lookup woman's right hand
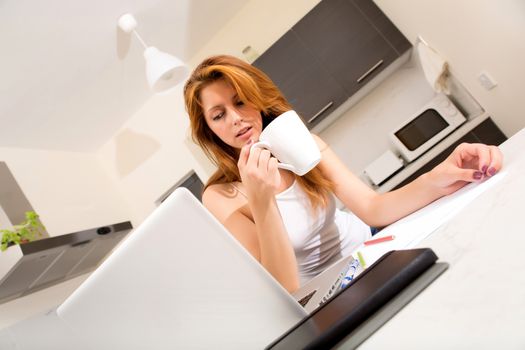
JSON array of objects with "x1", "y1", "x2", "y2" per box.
[
  {"x1": 237, "y1": 142, "x2": 300, "y2": 292},
  {"x1": 238, "y1": 141, "x2": 281, "y2": 202}
]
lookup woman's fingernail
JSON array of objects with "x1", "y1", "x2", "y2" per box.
[
  {"x1": 481, "y1": 165, "x2": 488, "y2": 173},
  {"x1": 488, "y1": 167, "x2": 496, "y2": 176},
  {"x1": 473, "y1": 171, "x2": 483, "y2": 180}
]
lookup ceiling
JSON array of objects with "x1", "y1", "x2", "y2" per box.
[{"x1": 0, "y1": 0, "x2": 249, "y2": 152}]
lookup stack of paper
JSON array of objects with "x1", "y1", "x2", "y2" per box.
[{"x1": 354, "y1": 171, "x2": 507, "y2": 266}]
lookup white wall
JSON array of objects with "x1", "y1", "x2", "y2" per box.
[
  {"x1": 0, "y1": 147, "x2": 131, "y2": 236},
  {"x1": 96, "y1": 85, "x2": 213, "y2": 225},
  {"x1": 375, "y1": 0, "x2": 525, "y2": 137}
]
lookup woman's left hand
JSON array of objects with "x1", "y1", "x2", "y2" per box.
[{"x1": 428, "y1": 143, "x2": 503, "y2": 195}]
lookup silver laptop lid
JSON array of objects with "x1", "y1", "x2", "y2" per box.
[{"x1": 57, "y1": 188, "x2": 306, "y2": 349}]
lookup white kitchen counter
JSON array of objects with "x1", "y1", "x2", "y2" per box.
[{"x1": 348, "y1": 127, "x2": 525, "y2": 349}]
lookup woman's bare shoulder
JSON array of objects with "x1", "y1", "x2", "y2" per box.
[{"x1": 202, "y1": 183, "x2": 247, "y2": 221}]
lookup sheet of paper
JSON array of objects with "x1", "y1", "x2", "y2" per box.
[{"x1": 354, "y1": 170, "x2": 508, "y2": 266}]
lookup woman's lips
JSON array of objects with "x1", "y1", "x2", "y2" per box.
[{"x1": 236, "y1": 126, "x2": 252, "y2": 139}]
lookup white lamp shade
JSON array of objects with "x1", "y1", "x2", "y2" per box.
[{"x1": 143, "y1": 47, "x2": 188, "y2": 94}]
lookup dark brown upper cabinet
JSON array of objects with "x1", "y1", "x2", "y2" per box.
[
  {"x1": 253, "y1": 30, "x2": 349, "y2": 128},
  {"x1": 253, "y1": 0, "x2": 411, "y2": 129}
]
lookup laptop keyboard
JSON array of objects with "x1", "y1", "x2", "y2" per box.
[{"x1": 318, "y1": 269, "x2": 347, "y2": 307}]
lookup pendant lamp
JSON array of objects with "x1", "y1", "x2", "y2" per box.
[{"x1": 118, "y1": 13, "x2": 188, "y2": 94}]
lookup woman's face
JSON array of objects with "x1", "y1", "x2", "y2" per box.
[{"x1": 200, "y1": 80, "x2": 262, "y2": 149}]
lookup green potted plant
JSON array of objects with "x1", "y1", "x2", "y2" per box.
[{"x1": 1, "y1": 211, "x2": 46, "y2": 251}]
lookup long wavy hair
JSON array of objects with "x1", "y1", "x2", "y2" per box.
[{"x1": 183, "y1": 55, "x2": 334, "y2": 210}]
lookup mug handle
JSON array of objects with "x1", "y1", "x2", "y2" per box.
[{"x1": 250, "y1": 141, "x2": 297, "y2": 173}]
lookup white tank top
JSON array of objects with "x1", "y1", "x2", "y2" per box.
[{"x1": 275, "y1": 181, "x2": 371, "y2": 285}]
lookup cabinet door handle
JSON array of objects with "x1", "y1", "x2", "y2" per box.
[
  {"x1": 307, "y1": 101, "x2": 334, "y2": 124},
  {"x1": 356, "y1": 59, "x2": 384, "y2": 83}
]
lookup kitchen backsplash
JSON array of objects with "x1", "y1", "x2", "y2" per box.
[
  {"x1": 319, "y1": 56, "x2": 434, "y2": 175},
  {"x1": 318, "y1": 52, "x2": 483, "y2": 181}
]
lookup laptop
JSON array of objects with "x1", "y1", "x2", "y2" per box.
[
  {"x1": 55, "y1": 187, "x2": 310, "y2": 349},
  {"x1": 2, "y1": 187, "x2": 351, "y2": 349}
]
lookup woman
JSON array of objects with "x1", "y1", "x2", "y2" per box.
[{"x1": 183, "y1": 55, "x2": 503, "y2": 293}]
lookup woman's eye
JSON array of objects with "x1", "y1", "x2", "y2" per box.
[
  {"x1": 235, "y1": 100, "x2": 244, "y2": 106},
  {"x1": 212, "y1": 112, "x2": 224, "y2": 121}
]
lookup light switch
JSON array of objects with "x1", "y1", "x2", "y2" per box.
[{"x1": 478, "y1": 71, "x2": 498, "y2": 90}]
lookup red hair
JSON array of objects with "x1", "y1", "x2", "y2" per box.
[{"x1": 183, "y1": 55, "x2": 334, "y2": 210}]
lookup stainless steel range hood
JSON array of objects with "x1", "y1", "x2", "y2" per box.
[{"x1": 0, "y1": 221, "x2": 133, "y2": 304}]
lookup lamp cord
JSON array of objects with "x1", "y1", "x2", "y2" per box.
[{"x1": 132, "y1": 30, "x2": 148, "y2": 49}]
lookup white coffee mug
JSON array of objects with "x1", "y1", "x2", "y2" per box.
[{"x1": 250, "y1": 110, "x2": 321, "y2": 176}]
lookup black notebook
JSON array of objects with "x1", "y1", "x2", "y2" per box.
[{"x1": 266, "y1": 248, "x2": 447, "y2": 350}]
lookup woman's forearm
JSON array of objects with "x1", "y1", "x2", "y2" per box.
[
  {"x1": 249, "y1": 196, "x2": 300, "y2": 293},
  {"x1": 365, "y1": 172, "x2": 446, "y2": 227}
]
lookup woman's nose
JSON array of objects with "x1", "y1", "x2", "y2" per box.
[{"x1": 231, "y1": 111, "x2": 242, "y2": 125}]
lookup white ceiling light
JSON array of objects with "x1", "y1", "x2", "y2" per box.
[{"x1": 118, "y1": 13, "x2": 188, "y2": 94}]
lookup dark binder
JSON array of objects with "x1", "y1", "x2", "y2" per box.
[{"x1": 266, "y1": 248, "x2": 448, "y2": 350}]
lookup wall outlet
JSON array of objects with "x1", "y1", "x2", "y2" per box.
[{"x1": 478, "y1": 71, "x2": 498, "y2": 90}]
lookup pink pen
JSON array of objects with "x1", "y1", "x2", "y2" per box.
[{"x1": 364, "y1": 235, "x2": 395, "y2": 246}]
